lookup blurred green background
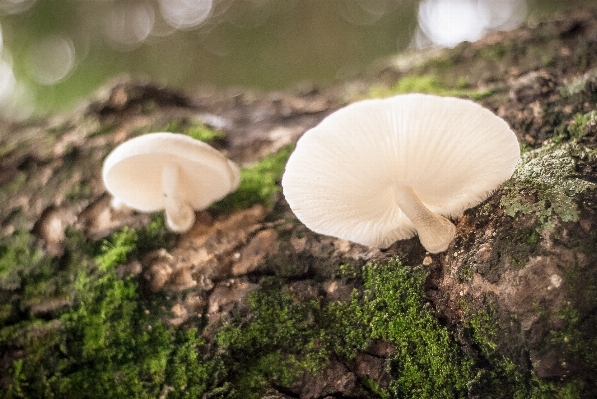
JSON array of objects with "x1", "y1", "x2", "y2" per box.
[{"x1": 0, "y1": 0, "x2": 593, "y2": 118}]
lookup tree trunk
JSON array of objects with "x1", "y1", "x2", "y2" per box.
[{"x1": 1, "y1": 8, "x2": 596, "y2": 399}]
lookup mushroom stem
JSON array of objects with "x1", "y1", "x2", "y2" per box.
[
  {"x1": 162, "y1": 161, "x2": 195, "y2": 233},
  {"x1": 394, "y1": 185, "x2": 455, "y2": 253}
]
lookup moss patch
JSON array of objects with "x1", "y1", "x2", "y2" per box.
[
  {"x1": 369, "y1": 74, "x2": 493, "y2": 100},
  {"x1": 555, "y1": 111, "x2": 597, "y2": 143},
  {"x1": 0, "y1": 232, "x2": 46, "y2": 293},
  {"x1": 212, "y1": 145, "x2": 294, "y2": 212},
  {"x1": 130, "y1": 118, "x2": 227, "y2": 144},
  {"x1": 0, "y1": 220, "x2": 224, "y2": 399},
  {"x1": 463, "y1": 308, "x2": 587, "y2": 399},
  {"x1": 23, "y1": 256, "x2": 467, "y2": 398},
  {"x1": 0, "y1": 171, "x2": 27, "y2": 196},
  {"x1": 478, "y1": 42, "x2": 510, "y2": 61},
  {"x1": 549, "y1": 292, "x2": 597, "y2": 371},
  {"x1": 184, "y1": 124, "x2": 225, "y2": 142},
  {"x1": 560, "y1": 68, "x2": 597, "y2": 98},
  {"x1": 217, "y1": 259, "x2": 472, "y2": 398},
  {"x1": 350, "y1": 261, "x2": 472, "y2": 398},
  {"x1": 162, "y1": 119, "x2": 226, "y2": 143},
  {"x1": 2, "y1": 163, "x2": 592, "y2": 399}
]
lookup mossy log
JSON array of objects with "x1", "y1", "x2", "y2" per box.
[{"x1": 1, "y1": 8, "x2": 597, "y2": 399}]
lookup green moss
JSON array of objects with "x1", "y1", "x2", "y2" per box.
[
  {"x1": 95, "y1": 215, "x2": 170, "y2": 272},
  {"x1": 549, "y1": 302, "x2": 597, "y2": 370},
  {"x1": 362, "y1": 376, "x2": 391, "y2": 399},
  {"x1": 468, "y1": 310, "x2": 499, "y2": 355},
  {"x1": 88, "y1": 124, "x2": 115, "y2": 138},
  {"x1": 68, "y1": 287, "x2": 215, "y2": 396},
  {"x1": 217, "y1": 259, "x2": 473, "y2": 398},
  {"x1": 369, "y1": 74, "x2": 493, "y2": 100},
  {"x1": 527, "y1": 229, "x2": 540, "y2": 245},
  {"x1": 65, "y1": 181, "x2": 92, "y2": 202},
  {"x1": 1, "y1": 222, "x2": 225, "y2": 399},
  {"x1": 560, "y1": 68, "x2": 597, "y2": 98},
  {"x1": 530, "y1": 380, "x2": 585, "y2": 399},
  {"x1": 163, "y1": 119, "x2": 225, "y2": 143},
  {"x1": 95, "y1": 226, "x2": 138, "y2": 271},
  {"x1": 212, "y1": 145, "x2": 294, "y2": 212},
  {"x1": 566, "y1": 111, "x2": 597, "y2": 141},
  {"x1": 0, "y1": 229, "x2": 99, "y2": 333},
  {"x1": 541, "y1": 54, "x2": 555, "y2": 67},
  {"x1": 0, "y1": 303, "x2": 12, "y2": 325},
  {"x1": 0, "y1": 171, "x2": 27, "y2": 195},
  {"x1": 34, "y1": 254, "x2": 566, "y2": 398},
  {"x1": 337, "y1": 262, "x2": 360, "y2": 279},
  {"x1": 0, "y1": 139, "x2": 18, "y2": 158},
  {"x1": 130, "y1": 119, "x2": 226, "y2": 145},
  {"x1": 479, "y1": 43, "x2": 509, "y2": 61},
  {"x1": 424, "y1": 54, "x2": 453, "y2": 70},
  {"x1": 520, "y1": 142, "x2": 534, "y2": 155},
  {"x1": 4, "y1": 228, "x2": 589, "y2": 398},
  {"x1": 456, "y1": 261, "x2": 475, "y2": 281},
  {"x1": 498, "y1": 226, "x2": 541, "y2": 270},
  {"x1": 184, "y1": 123, "x2": 225, "y2": 142},
  {"x1": 500, "y1": 142, "x2": 595, "y2": 232},
  {"x1": 51, "y1": 275, "x2": 221, "y2": 398},
  {"x1": 0, "y1": 230, "x2": 87, "y2": 308},
  {"x1": 358, "y1": 261, "x2": 472, "y2": 398},
  {"x1": 382, "y1": 74, "x2": 445, "y2": 94},
  {"x1": 216, "y1": 284, "x2": 325, "y2": 398},
  {"x1": 464, "y1": 308, "x2": 587, "y2": 398},
  {"x1": 0, "y1": 232, "x2": 46, "y2": 292}
]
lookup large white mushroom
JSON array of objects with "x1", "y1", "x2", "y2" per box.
[
  {"x1": 282, "y1": 94, "x2": 520, "y2": 253},
  {"x1": 102, "y1": 132, "x2": 240, "y2": 233}
]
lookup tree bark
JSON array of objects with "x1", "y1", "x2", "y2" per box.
[{"x1": 1, "y1": 8, "x2": 597, "y2": 399}]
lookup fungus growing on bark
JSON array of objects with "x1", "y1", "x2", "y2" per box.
[
  {"x1": 282, "y1": 94, "x2": 519, "y2": 253},
  {"x1": 102, "y1": 132, "x2": 240, "y2": 233}
]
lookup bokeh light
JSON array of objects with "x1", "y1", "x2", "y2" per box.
[
  {"x1": 0, "y1": 0, "x2": 588, "y2": 119},
  {"x1": 0, "y1": 56, "x2": 16, "y2": 104},
  {"x1": 0, "y1": 23, "x2": 33, "y2": 119},
  {"x1": 336, "y1": 0, "x2": 395, "y2": 26},
  {"x1": 415, "y1": 0, "x2": 527, "y2": 48},
  {"x1": 0, "y1": 0, "x2": 35, "y2": 15},
  {"x1": 479, "y1": 0, "x2": 527, "y2": 31},
  {"x1": 158, "y1": 0, "x2": 213, "y2": 30},
  {"x1": 26, "y1": 35, "x2": 75, "y2": 85},
  {"x1": 105, "y1": 1, "x2": 155, "y2": 49}
]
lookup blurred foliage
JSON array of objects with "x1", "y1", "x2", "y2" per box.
[
  {"x1": 0, "y1": 0, "x2": 593, "y2": 117},
  {"x1": 369, "y1": 74, "x2": 493, "y2": 100}
]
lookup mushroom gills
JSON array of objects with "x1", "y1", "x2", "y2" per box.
[
  {"x1": 393, "y1": 185, "x2": 455, "y2": 253},
  {"x1": 162, "y1": 161, "x2": 195, "y2": 233}
]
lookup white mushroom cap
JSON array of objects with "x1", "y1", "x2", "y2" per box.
[
  {"x1": 103, "y1": 132, "x2": 240, "y2": 233},
  {"x1": 282, "y1": 94, "x2": 520, "y2": 253}
]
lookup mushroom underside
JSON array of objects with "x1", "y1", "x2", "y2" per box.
[
  {"x1": 162, "y1": 161, "x2": 196, "y2": 233},
  {"x1": 281, "y1": 94, "x2": 519, "y2": 253},
  {"x1": 392, "y1": 185, "x2": 455, "y2": 253}
]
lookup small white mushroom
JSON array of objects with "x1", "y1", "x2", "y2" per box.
[
  {"x1": 282, "y1": 94, "x2": 520, "y2": 253},
  {"x1": 102, "y1": 132, "x2": 240, "y2": 233}
]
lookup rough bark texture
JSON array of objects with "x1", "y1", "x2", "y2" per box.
[{"x1": 1, "y1": 8, "x2": 597, "y2": 399}]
